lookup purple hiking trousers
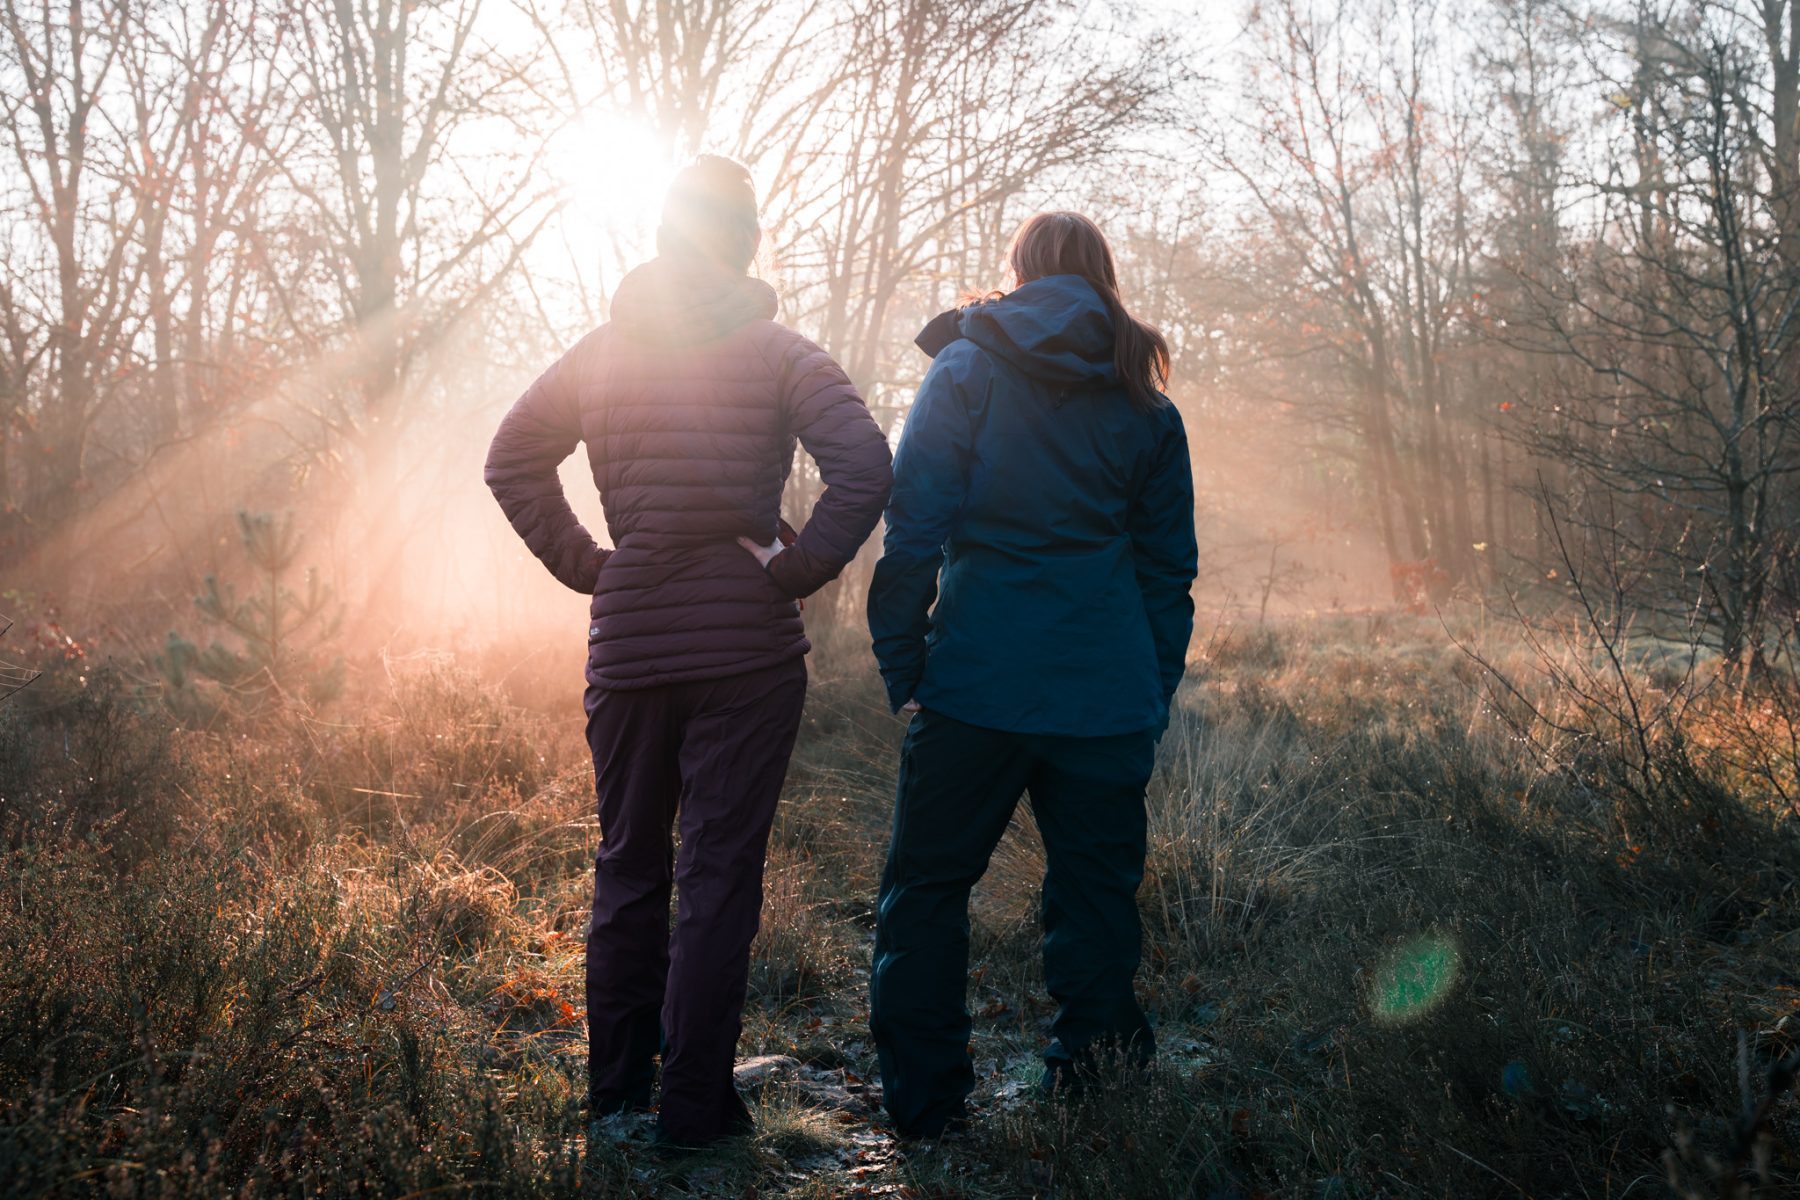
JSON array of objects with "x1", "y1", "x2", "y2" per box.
[{"x1": 583, "y1": 656, "x2": 807, "y2": 1144}]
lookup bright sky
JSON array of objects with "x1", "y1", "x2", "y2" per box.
[{"x1": 482, "y1": 0, "x2": 1242, "y2": 306}]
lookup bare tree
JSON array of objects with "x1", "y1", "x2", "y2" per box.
[
  {"x1": 272, "y1": 0, "x2": 553, "y2": 435},
  {"x1": 1206, "y1": 0, "x2": 1440, "y2": 591},
  {"x1": 542, "y1": 0, "x2": 841, "y2": 159},
  {"x1": 1472, "y1": 0, "x2": 1583, "y2": 571},
  {"x1": 1511, "y1": 2, "x2": 1800, "y2": 681},
  {"x1": 0, "y1": 0, "x2": 144, "y2": 533},
  {"x1": 129, "y1": 2, "x2": 294, "y2": 444},
  {"x1": 777, "y1": 0, "x2": 1172, "y2": 413}
]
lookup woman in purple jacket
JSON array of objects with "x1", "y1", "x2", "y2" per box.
[{"x1": 485, "y1": 156, "x2": 892, "y2": 1147}]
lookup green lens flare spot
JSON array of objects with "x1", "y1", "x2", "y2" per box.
[{"x1": 1368, "y1": 934, "x2": 1461, "y2": 1024}]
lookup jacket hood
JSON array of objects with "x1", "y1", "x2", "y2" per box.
[
  {"x1": 942, "y1": 275, "x2": 1118, "y2": 390},
  {"x1": 610, "y1": 256, "x2": 778, "y2": 346}
]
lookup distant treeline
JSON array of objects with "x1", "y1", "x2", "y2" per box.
[{"x1": 4, "y1": 0, "x2": 1800, "y2": 675}]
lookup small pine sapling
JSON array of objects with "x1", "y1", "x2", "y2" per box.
[{"x1": 159, "y1": 511, "x2": 344, "y2": 722}]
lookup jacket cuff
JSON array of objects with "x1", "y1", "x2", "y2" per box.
[
  {"x1": 764, "y1": 546, "x2": 815, "y2": 599},
  {"x1": 882, "y1": 675, "x2": 919, "y2": 714},
  {"x1": 570, "y1": 545, "x2": 608, "y2": 594}
]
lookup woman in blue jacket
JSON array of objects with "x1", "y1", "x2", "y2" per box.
[{"x1": 867, "y1": 211, "x2": 1198, "y2": 1139}]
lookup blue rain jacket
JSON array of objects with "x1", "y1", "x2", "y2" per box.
[{"x1": 867, "y1": 274, "x2": 1197, "y2": 736}]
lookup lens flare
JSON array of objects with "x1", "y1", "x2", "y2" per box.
[
  {"x1": 541, "y1": 110, "x2": 680, "y2": 276},
  {"x1": 1368, "y1": 934, "x2": 1460, "y2": 1024}
]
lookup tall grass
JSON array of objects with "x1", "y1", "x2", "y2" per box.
[{"x1": 0, "y1": 616, "x2": 1794, "y2": 1197}]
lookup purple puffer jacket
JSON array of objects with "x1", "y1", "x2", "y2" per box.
[{"x1": 485, "y1": 257, "x2": 893, "y2": 690}]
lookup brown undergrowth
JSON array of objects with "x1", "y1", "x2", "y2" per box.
[{"x1": 0, "y1": 616, "x2": 1795, "y2": 1197}]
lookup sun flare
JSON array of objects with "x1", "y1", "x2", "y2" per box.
[{"x1": 544, "y1": 110, "x2": 679, "y2": 265}]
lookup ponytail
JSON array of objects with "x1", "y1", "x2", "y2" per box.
[
  {"x1": 1006, "y1": 211, "x2": 1171, "y2": 413},
  {"x1": 1099, "y1": 280, "x2": 1170, "y2": 413}
]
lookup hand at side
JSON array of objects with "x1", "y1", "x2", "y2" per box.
[{"x1": 736, "y1": 535, "x2": 782, "y2": 568}]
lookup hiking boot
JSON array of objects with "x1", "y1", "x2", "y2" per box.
[{"x1": 652, "y1": 1089, "x2": 756, "y2": 1151}]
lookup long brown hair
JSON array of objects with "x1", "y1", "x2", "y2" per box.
[{"x1": 1006, "y1": 211, "x2": 1170, "y2": 412}]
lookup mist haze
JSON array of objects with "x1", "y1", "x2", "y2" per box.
[{"x1": 3, "y1": 2, "x2": 1798, "y2": 1196}]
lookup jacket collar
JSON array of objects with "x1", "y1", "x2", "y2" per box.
[
  {"x1": 916, "y1": 275, "x2": 1118, "y2": 391},
  {"x1": 610, "y1": 256, "x2": 778, "y2": 345}
]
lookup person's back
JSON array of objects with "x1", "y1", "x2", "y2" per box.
[
  {"x1": 487, "y1": 205, "x2": 889, "y2": 690},
  {"x1": 485, "y1": 156, "x2": 891, "y2": 1148},
  {"x1": 873, "y1": 275, "x2": 1189, "y2": 734}
]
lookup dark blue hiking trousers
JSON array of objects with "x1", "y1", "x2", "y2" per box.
[
  {"x1": 870, "y1": 708, "x2": 1156, "y2": 1137},
  {"x1": 583, "y1": 657, "x2": 808, "y2": 1145}
]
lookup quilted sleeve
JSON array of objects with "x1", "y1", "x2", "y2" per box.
[
  {"x1": 483, "y1": 335, "x2": 607, "y2": 595},
  {"x1": 764, "y1": 334, "x2": 894, "y2": 599}
]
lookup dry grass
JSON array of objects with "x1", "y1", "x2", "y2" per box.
[{"x1": 0, "y1": 615, "x2": 1795, "y2": 1197}]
